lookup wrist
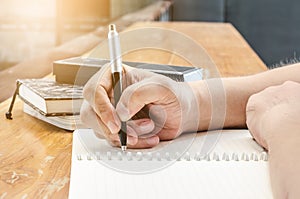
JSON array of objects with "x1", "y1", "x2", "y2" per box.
[{"x1": 188, "y1": 81, "x2": 212, "y2": 131}]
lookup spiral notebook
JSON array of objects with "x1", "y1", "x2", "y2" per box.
[{"x1": 69, "y1": 129, "x2": 273, "y2": 199}]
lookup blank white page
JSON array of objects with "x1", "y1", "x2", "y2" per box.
[{"x1": 69, "y1": 129, "x2": 273, "y2": 199}]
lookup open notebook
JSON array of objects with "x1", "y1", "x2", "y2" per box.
[{"x1": 69, "y1": 129, "x2": 273, "y2": 199}]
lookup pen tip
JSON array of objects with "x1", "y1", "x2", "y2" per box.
[
  {"x1": 121, "y1": 146, "x2": 127, "y2": 151},
  {"x1": 109, "y1": 24, "x2": 116, "y2": 31}
]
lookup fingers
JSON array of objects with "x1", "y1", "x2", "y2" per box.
[
  {"x1": 80, "y1": 100, "x2": 117, "y2": 140},
  {"x1": 94, "y1": 85, "x2": 121, "y2": 134},
  {"x1": 127, "y1": 118, "x2": 155, "y2": 136},
  {"x1": 246, "y1": 94, "x2": 268, "y2": 149},
  {"x1": 116, "y1": 119, "x2": 156, "y2": 147},
  {"x1": 111, "y1": 135, "x2": 160, "y2": 149},
  {"x1": 83, "y1": 64, "x2": 112, "y2": 107},
  {"x1": 246, "y1": 81, "x2": 300, "y2": 149},
  {"x1": 82, "y1": 66, "x2": 165, "y2": 149},
  {"x1": 116, "y1": 77, "x2": 172, "y2": 121},
  {"x1": 82, "y1": 65, "x2": 121, "y2": 134},
  {"x1": 246, "y1": 85, "x2": 283, "y2": 149},
  {"x1": 130, "y1": 136, "x2": 160, "y2": 149},
  {"x1": 83, "y1": 65, "x2": 156, "y2": 134},
  {"x1": 81, "y1": 101, "x2": 158, "y2": 148}
]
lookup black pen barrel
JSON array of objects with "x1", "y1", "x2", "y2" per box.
[{"x1": 112, "y1": 72, "x2": 127, "y2": 149}]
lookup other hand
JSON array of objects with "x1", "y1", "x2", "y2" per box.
[{"x1": 246, "y1": 81, "x2": 300, "y2": 149}]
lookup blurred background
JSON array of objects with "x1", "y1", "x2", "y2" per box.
[
  {"x1": 0, "y1": 0, "x2": 156, "y2": 71},
  {"x1": 0, "y1": 0, "x2": 55, "y2": 70},
  {"x1": 1, "y1": 0, "x2": 300, "y2": 71}
]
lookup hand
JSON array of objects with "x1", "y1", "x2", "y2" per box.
[
  {"x1": 81, "y1": 64, "x2": 199, "y2": 149},
  {"x1": 246, "y1": 81, "x2": 300, "y2": 149}
]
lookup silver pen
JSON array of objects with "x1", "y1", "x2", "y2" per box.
[{"x1": 108, "y1": 24, "x2": 127, "y2": 151}]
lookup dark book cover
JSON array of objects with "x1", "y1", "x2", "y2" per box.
[{"x1": 53, "y1": 57, "x2": 203, "y2": 85}]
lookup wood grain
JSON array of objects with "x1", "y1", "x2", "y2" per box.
[
  {"x1": 0, "y1": 99, "x2": 72, "y2": 198},
  {"x1": 123, "y1": 22, "x2": 267, "y2": 76},
  {"x1": 0, "y1": 22, "x2": 267, "y2": 198}
]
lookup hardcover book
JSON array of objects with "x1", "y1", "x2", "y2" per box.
[
  {"x1": 53, "y1": 57, "x2": 203, "y2": 85},
  {"x1": 17, "y1": 79, "x2": 83, "y2": 116}
]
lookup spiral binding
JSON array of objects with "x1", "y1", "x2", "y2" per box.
[{"x1": 76, "y1": 151, "x2": 268, "y2": 162}]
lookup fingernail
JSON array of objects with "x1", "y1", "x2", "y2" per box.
[
  {"x1": 140, "y1": 119, "x2": 151, "y2": 126},
  {"x1": 127, "y1": 136, "x2": 137, "y2": 145},
  {"x1": 137, "y1": 119, "x2": 154, "y2": 133},
  {"x1": 126, "y1": 125, "x2": 137, "y2": 137},
  {"x1": 146, "y1": 136, "x2": 159, "y2": 146},
  {"x1": 116, "y1": 102, "x2": 130, "y2": 121},
  {"x1": 107, "y1": 121, "x2": 119, "y2": 134}
]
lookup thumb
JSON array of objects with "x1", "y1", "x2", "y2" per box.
[{"x1": 116, "y1": 76, "x2": 173, "y2": 121}]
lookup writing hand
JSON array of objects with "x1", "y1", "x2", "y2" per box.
[{"x1": 81, "y1": 64, "x2": 199, "y2": 148}]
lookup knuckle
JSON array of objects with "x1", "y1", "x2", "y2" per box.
[
  {"x1": 283, "y1": 80, "x2": 294, "y2": 85},
  {"x1": 246, "y1": 94, "x2": 258, "y2": 112},
  {"x1": 95, "y1": 116, "x2": 111, "y2": 134},
  {"x1": 80, "y1": 103, "x2": 92, "y2": 125},
  {"x1": 82, "y1": 83, "x2": 95, "y2": 100},
  {"x1": 80, "y1": 111, "x2": 88, "y2": 125},
  {"x1": 94, "y1": 131, "x2": 105, "y2": 139},
  {"x1": 95, "y1": 100, "x2": 109, "y2": 113},
  {"x1": 109, "y1": 139, "x2": 120, "y2": 147},
  {"x1": 282, "y1": 80, "x2": 299, "y2": 89},
  {"x1": 95, "y1": 103, "x2": 115, "y2": 125}
]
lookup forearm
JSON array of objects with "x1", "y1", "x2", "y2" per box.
[
  {"x1": 189, "y1": 63, "x2": 300, "y2": 131},
  {"x1": 224, "y1": 63, "x2": 300, "y2": 128}
]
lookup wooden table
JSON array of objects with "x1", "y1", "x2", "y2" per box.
[{"x1": 0, "y1": 22, "x2": 267, "y2": 198}]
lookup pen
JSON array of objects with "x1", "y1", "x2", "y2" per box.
[{"x1": 108, "y1": 24, "x2": 127, "y2": 151}]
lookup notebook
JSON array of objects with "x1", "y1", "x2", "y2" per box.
[{"x1": 69, "y1": 129, "x2": 273, "y2": 199}]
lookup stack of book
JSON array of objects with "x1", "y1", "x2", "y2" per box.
[
  {"x1": 9, "y1": 57, "x2": 203, "y2": 131},
  {"x1": 17, "y1": 79, "x2": 85, "y2": 131}
]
